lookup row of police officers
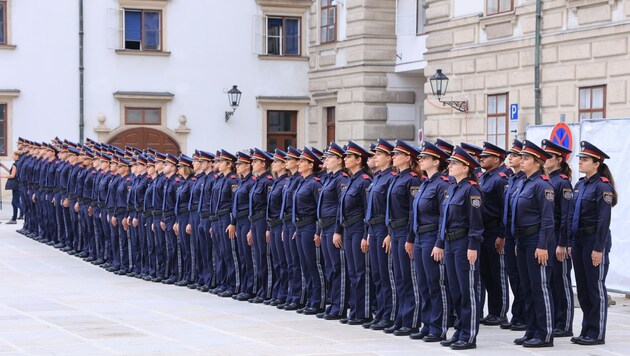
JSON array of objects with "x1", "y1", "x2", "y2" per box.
[{"x1": 13, "y1": 135, "x2": 615, "y2": 350}]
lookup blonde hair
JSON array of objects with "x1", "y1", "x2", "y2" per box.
[{"x1": 13, "y1": 151, "x2": 22, "y2": 158}]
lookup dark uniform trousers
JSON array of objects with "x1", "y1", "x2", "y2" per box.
[
  {"x1": 62, "y1": 204, "x2": 73, "y2": 249},
  {"x1": 132, "y1": 213, "x2": 145, "y2": 275},
  {"x1": 210, "y1": 218, "x2": 225, "y2": 288},
  {"x1": 199, "y1": 216, "x2": 215, "y2": 287},
  {"x1": 504, "y1": 234, "x2": 525, "y2": 324},
  {"x1": 390, "y1": 225, "x2": 420, "y2": 329},
  {"x1": 296, "y1": 222, "x2": 326, "y2": 310},
  {"x1": 269, "y1": 223, "x2": 287, "y2": 302},
  {"x1": 54, "y1": 193, "x2": 66, "y2": 244},
  {"x1": 283, "y1": 220, "x2": 305, "y2": 306},
  {"x1": 109, "y1": 213, "x2": 121, "y2": 269},
  {"x1": 177, "y1": 212, "x2": 192, "y2": 282},
  {"x1": 371, "y1": 223, "x2": 396, "y2": 323},
  {"x1": 479, "y1": 226, "x2": 509, "y2": 319},
  {"x1": 153, "y1": 216, "x2": 167, "y2": 278},
  {"x1": 116, "y1": 213, "x2": 130, "y2": 271},
  {"x1": 92, "y1": 206, "x2": 104, "y2": 260},
  {"x1": 218, "y1": 213, "x2": 240, "y2": 293},
  {"x1": 163, "y1": 216, "x2": 178, "y2": 280},
  {"x1": 344, "y1": 220, "x2": 370, "y2": 319},
  {"x1": 321, "y1": 224, "x2": 348, "y2": 316},
  {"x1": 79, "y1": 204, "x2": 94, "y2": 257},
  {"x1": 100, "y1": 210, "x2": 111, "y2": 262},
  {"x1": 551, "y1": 231, "x2": 574, "y2": 333},
  {"x1": 252, "y1": 216, "x2": 273, "y2": 300},
  {"x1": 188, "y1": 211, "x2": 203, "y2": 285},
  {"x1": 143, "y1": 215, "x2": 155, "y2": 276},
  {"x1": 235, "y1": 215, "x2": 254, "y2": 294}
]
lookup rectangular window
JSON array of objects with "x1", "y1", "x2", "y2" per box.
[
  {"x1": 320, "y1": 0, "x2": 336, "y2": 43},
  {"x1": 125, "y1": 107, "x2": 161, "y2": 125},
  {"x1": 124, "y1": 9, "x2": 161, "y2": 50},
  {"x1": 486, "y1": 93, "x2": 508, "y2": 149},
  {"x1": 0, "y1": 103, "x2": 6, "y2": 155},
  {"x1": 266, "y1": 17, "x2": 301, "y2": 56},
  {"x1": 326, "y1": 107, "x2": 336, "y2": 143},
  {"x1": 0, "y1": 0, "x2": 6, "y2": 45},
  {"x1": 267, "y1": 110, "x2": 297, "y2": 151},
  {"x1": 416, "y1": 0, "x2": 425, "y2": 34},
  {"x1": 486, "y1": 0, "x2": 513, "y2": 16},
  {"x1": 579, "y1": 85, "x2": 606, "y2": 120}
]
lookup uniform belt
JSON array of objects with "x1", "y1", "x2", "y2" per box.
[
  {"x1": 163, "y1": 211, "x2": 175, "y2": 218},
  {"x1": 367, "y1": 215, "x2": 385, "y2": 225},
  {"x1": 236, "y1": 210, "x2": 249, "y2": 218},
  {"x1": 114, "y1": 208, "x2": 127, "y2": 215},
  {"x1": 199, "y1": 212, "x2": 212, "y2": 218},
  {"x1": 444, "y1": 228, "x2": 468, "y2": 241},
  {"x1": 177, "y1": 207, "x2": 189, "y2": 215},
  {"x1": 80, "y1": 198, "x2": 92, "y2": 204},
  {"x1": 97, "y1": 202, "x2": 105, "y2": 208},
  {"x1": 341, "y1": 214, "x2": 364, "y2": 228},
  {"x1": 152, "y1": 210, "x2": 163, "y2": 216},
  {"x1": 416, "y1": 223, "x2": 439, "y2": 234},
  {"x1": 249, "y1": 211, "x2": 266, "y2": 222},
  {"x1": 143, "y1": 210, "x2": 153, "y2": 218},
  {"x1": 282, "y1": 214, "x2": 292, "y2": 222},
  {"x1": 514, "y1": 223, "x2": 540, "y2": 238},
  {"x1": 209, "y1": 215, "x2": 219, "y2": 221},
  {"x1": 319, "y1": 216, "x2": 337, "y2": 229},
  {"x1": 108, "y1": 208, "x2": 115, "y2": 214},
  {"x1": 294, "y1": 216, "x2": 316, "y2": 227},
  {"x1": 389, "y1": 218, "x2": 408, "y2": 229},
  {"x1": 483, "y1": 219, "x2": 500, "y2": 229},
  {"x1": 217, "y1": 208, "x2": 230, "y2": 217},
  {"x1": 136, "y1": 207, "x2": 144, "y2": 213},
  {"x1": 268, "y1": 218, "x2": 283, "y2": 228},
  {"x1": 189, "y1": 204, "x2": 199, "y2": 212},
  {"x1": 575, "y1": 225, "x2": 597, "y2": 237}
]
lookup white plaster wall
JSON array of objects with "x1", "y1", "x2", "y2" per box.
[
  {"x1": 395, "y1": 0, "x2": 427, "y2": 72},
  {"x1": 453, "y1": 0, "x2": 484, "y2": 18}
]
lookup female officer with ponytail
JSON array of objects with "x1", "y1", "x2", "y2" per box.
[
  {"x1": 541, "y1": 139, "x2": 575, "y2": 338},
  {"x1": 438, "y1": 146, "x2": 483, "y2": 350},
  {"x1": 511, "y1": 140, "x2": 555, "y2": 348},
  {"x1": 569, "y1": 141, "x2": 616, "y2": 346}
]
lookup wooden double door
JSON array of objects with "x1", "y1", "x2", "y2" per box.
[{"x1": 108, "y1": 127, "x2": 180, "y2": 155}]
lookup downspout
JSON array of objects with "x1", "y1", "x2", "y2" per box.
[
  {"x1": 79, "y1": 0, "x2": 85, "y2": 142},
  {"x1": 534, "y1": 0, "x2": 542, "y2": 125}
]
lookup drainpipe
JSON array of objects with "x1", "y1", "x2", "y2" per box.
[
  {"x1": 79, "y1": 0, "x2": 85, "y2": 143},
  {"x1": 534, "y1": 0, "x2": 542, "y2": 125}
]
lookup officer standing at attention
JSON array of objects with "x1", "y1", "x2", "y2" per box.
[
  {"x1": 197, "y1": 151, "x2": 218, "y2": 291},
  {"x1": 384, "y1": 139, "x2": 421, "y2": 337},
  {"x1": 142, "y1": 156, "x2": 157, "y2": 280},
  {"x1": 160, "y1": 154, "x2": 181, "y2": 284},
  {"x1": 438, "y1": 146, "x2": 484, "y2": 350},
  {"x1": 365, "y1": 139, "x2": 397, "y2": 331},
  {"x1": 112, "y1": 157, "x2": 133, "y2": 275},
  {"x1": 569, "y1": 141, "x2": 616, "y2": 346},
  {"x1": 186, "y1": 151, "x2": 206, "y2": 289},
  {"x1": 267, "y1": 149, "x2": 290, "y2": 307},
  {"x1": 541, "y1": 139, "x2": 575, "y2": 338},
  {"x1": 408, "y1": 141, "x2": 451, "y2": 342},
  {"x1": 511, "y1": 140, "x2": 555, "y2": 348},
  {"x1": 338, "y1": 141, "x2": 373, "y2": 325},
  {"x1": 478, "y1": 142, "x2": 510, "y2": 326},
  {"x1": 174, "y1": 155, "x2": 196, "y2": 286}
]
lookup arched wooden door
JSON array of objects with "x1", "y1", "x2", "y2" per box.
[{"x1": 108, "y1": 128, "x2": 180, "y2": 155}]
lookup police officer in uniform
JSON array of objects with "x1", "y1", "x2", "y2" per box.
[
  {"x1": 112, "y1": 157, "x2": 133, "y2": 275},
  {"x1": 197, "y1": 150, "x2": 218, "y2": 291},
  {"x1": 173, "y1": 155, "x2": 196, "y2": 286},
  {"x1": 569, "y1": 141, "x2": 616, "y2": 346},
  {"x1": 267, "y1": 149, "x2": 290, "y2": 306},
  {"x1": 186, "y1": 151, "x2": 206, "y2": 289}
]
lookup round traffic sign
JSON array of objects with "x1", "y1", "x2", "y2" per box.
[{"x1": 550, "y1": 123, "x2": 572, "y2": 151}]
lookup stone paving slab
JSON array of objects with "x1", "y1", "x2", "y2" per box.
[{"x1": 2, "y1": 220, "x2": 630, "y2": 355}]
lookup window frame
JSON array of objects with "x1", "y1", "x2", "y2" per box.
[
  {"x1": 486, "y1": 93, "x2": 509, "y2": 149},
  {"x1": 320, "y1": 0, "x2": 337, "y2": 44},
  {"x1": 416, "y1": 0, "x2": 425, "y2": 35},
  {"x1": 326, "y1": 107, "x2": 336, "y2": 143},
  {"x1": 0, "y1": 103, "x2": 6, "y2": 156},
  {"x1": 266, "y1": 110, "x2": 298, "y2": 151},
  {"x1": 265, "y1": 16, "x2": 301, "y2": 56},
  {"x1": 124, "y1": 107, "x2": 162, "y2": 125},
  {"x1": 123, "y1": 8, "x2": 162, "y2": 51},
  {"x1": 486, "y1": 0, "x2": 514, "y2": 16},
  {"x1": 578, "y1": 85, "x2": 607, "y2": 120},
  {"x1": 0, "y1": 0, "x2": 6, "y2": 45}
]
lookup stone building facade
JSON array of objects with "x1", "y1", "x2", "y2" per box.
[{"x1": 423, "y1": 0, "x2": 630, "y2": 148}]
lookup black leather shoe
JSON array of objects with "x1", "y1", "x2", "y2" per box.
[
  {"x1": 127, "y1": 272, "x2": 137, "y2": 278},
  {"x1": 199, "y1": 285, "x2": 210, "y2": 292},
  {"x1": 263, "y1": 299, "x2": 273, "y2": 305},
  {"x1": 440, "y1": 336, "x2": 458, "y2": 347},
  {"x1": 371, "y1": 320, "x2": 393, "y2": 331},
  {"x1": 523, "y1": 338, "x2": 553, "y2": 348},
  {"x1": 270, "y1": 299, "x2": 282, "y2": 307},
  {"x1": 451, "y1": 340, "x2": 476, "y2": 350},
  {"x1": 296, "y1": 306, "x2": 307, "y2": 314},
  {"x1": 249, "y1": 297, "x2": 264, "y2": 304},
  {"x1": 514, "y1": 336, "x2": 532, "y2": 345},
  {"x1": 316, "y1": 312, "x2": 327, "y2": 319},
  {"x1": 188, "y1": 283, "x2": 199, "y2": 289},
  {"x1": 283, "y1": 303, "x2": 299, "y2": 311},
  {"x1": 324, "y1": 314, "x2": 344, "y2": 321},
  {"x1": 423, "y1": 334, "x2": 445, "y2": 342},
  {"x1": 409, "y1": 330, "x2": 428, "y2": 340},
  {"x1": 339, "y1": 317, "x2": 349, "y2": 324},
  {"x1": 383, "y1": 324, "x2": 400, "y2": 334},
  {"x1": 393, "y1": 327, "x2": 417, "y2": 336},
  {"x1": 163, "y1": 278, "x2": 176, "y2": 285},
  {"x1": 94, "y1": 259, "x2": 105, "y2": 265},
  {"x1": 510, "y1": 322, "x2": 528, "y2": 331},
  {"x1": 362, "y1": 319, "x2": 378, "y2": 329},
  {"x1": 500, "y1": 321, "x2": 513, "y2": 329},
  {"x1": 219, "y1": 290, "x2": 234, "y2": 298},
  {"x1": 570, "y1": 336, "x2": 583, "y2": 344},
  {"x1": 235, "y1": 293, "x2": 253, "y2": 301},
  {"x1": 115, "y1": 270, "x2": 129, "y2": 276},
  {"x1": 302, "y1": 307, "x2": 323, "y2": 315},
  {"x1": 481, "y1": 315, "x2": 502, "y2": 326},
  {"x1": 553, "y1": 329, "x2": 573, "y2": 337},
  {"x1": 152, "y1": 277, "x2": 162, "y2": 283},
  {"x1": 575, "y1": 336, "x2": 605, "y2": 345},
  {"x1": 348, "y1": 318, "x2": 371, "y2": 326}
]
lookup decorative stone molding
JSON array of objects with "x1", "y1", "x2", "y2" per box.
[
  {"x1": 174, "y1": 115, "x2": 190, "y2": 134},
  {"x1": 94, "y1": 113, "x2": 111, "y2": 134}
]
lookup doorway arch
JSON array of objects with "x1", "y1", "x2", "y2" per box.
[{"x1": 108, "y1": 127, "x2": 181, "y2": 155}]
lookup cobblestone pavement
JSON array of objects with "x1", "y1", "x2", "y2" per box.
[{"x1": 1, "y1": 217, "x2": 629, "y2": 355}]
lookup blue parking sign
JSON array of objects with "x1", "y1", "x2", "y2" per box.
[{"x1": 510, "y1": 104, "x2": 518, "y2": 120}]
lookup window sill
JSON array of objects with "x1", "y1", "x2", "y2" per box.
[
  {"x1": 258, "y1": 54, "x2": 309, "y2": 61},
  {"x1": 115, "y1": 49, "x2": 171, "y2": 57},
  {"x1": 0, "y1": 44, "x2": 17, "y2": 50}
]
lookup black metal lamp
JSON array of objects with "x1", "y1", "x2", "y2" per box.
[
  {"x1": 430, "y1": 69, "x2": 468, "y2": 113},
  {"x1": 225, "y1": 85, "x2": 242, "y2": 122}
]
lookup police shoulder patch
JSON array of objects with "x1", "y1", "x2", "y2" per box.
[
  {"x1": 544, "y1": 189, "x2": 554, "y2": 202},
  {"x1": 562, "y1": 188, "x2": 573, "y2": 200},
  {"x1": 470, "y1": 196, "x2": 481, "y2": 208},
  {"x1": 340, "y1": 183, "x2": 347, "y2": 191},
  {"x1": 603, "y1": 191, "x2": 613, "y2": 205},
  {"x1": 231, "y1": 184, "x2": 238, "y2": 192},
  {"x1": 410, "y1": 186, "x2": 420, "y2": 197}
]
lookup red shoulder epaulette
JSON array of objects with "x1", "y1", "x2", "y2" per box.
[
  {"x1": 230, "y1": 175, "x2": 236, "y2": 179},
  {"x1": 175, "y1": 177, "x2": 181, "y2": 182},
  {"x1": 191, "y1": 177, "x2": 197, "y2": 181},
  {"x1": 540, "y1": 175, "x2": 549, "y2": 181},
  {"x1": 342, "y1": 172, "x2": 348, "y2": 177},
  {"x1": 390, "y1": 171, "x2": 397, "y2": 176},
  {"x1": 252, "y1": 176, "x2": 257, "y2": 181},
  {"x1": 422, "y1": 175, "x2": 428, "y2": 180},
  {"x1": 498, "y1": 172, "x2": 507, "y2": 178},
  {"x1": 267, "y1": 175, "x2": 273, "y2": 180},
  {"x1": 314, "y1": 177, "x2": 321, "y2": 181},
  {"x1": 146, "y1": 174, "x2": 152, "y2": 179},
  {"x1": 560, "y1": 174, "x2": 569, "y2": 180},
  {"x1": 440, "y1": 176, "x2": 450, "y2": 182},
  {"x1": 126, "y1": 177, "x2": 131, "y2": 182},
  {"x1": 477, "y1": 172, "x2": 483, "y2": 178},
  {"x1": 600, "y1": 177, "x2": 609, "y2": 183},
  {"x1": 469, "y1": 180, "x2": 478, "y2": 186},
  {"x1": 362, "y1": 174, "x2": 370, "y2": 179},
  {"x1": 410, "y1": 172, "x2": 418, "y2": 177}
]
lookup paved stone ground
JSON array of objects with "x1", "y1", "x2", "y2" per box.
[{"x1": 1, "y1": 213, "x2": 630, "y2": 355}]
